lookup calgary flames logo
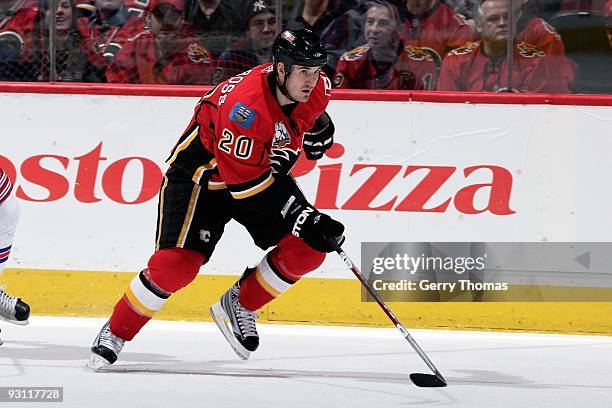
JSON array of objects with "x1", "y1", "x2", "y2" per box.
[
  {"x1": 448, "y1": 42, "x2": 479, "y2": 56},
  {"x1": 517, "y1": 42, "x2": 545, "y2": 58},
  {"x1": 340, "y1": 45, "x2": 369, "y2": 62},
  {"x1": 188, "y1": 43, "x2": 211, "y2": 63},
  {"x1": 404, "y1": 45, "x2": 434, "y2": 61}
]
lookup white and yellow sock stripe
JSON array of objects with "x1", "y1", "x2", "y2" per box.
[
  {"x1": 125, "y1": 271, "x2": 170, "y2": 318},
  {"x1": 254, "y1": 254, "x2": 296, "y2": 298}
]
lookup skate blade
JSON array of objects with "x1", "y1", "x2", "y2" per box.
[
  {"x1": 209, "y1": 303, "x2": 250, "y2": 360},
  {"x1": 0, "y1": 315, "x2": 29, "y2": 326},
  {"x1": 87, "y1": 353, "x2": 111, "y2": 370}
]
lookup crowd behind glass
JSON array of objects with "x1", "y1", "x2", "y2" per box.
[{"x1": 0, "y1": 0, "x2": 610, "y2": 93}]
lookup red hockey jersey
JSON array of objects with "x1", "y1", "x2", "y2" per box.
[
  {"x1": 0, "y1": 0, "x2": 37, "y2": 61},
  {"x1": 76, "y1": 9, "x2": 145, "y2": 70},
  {"x1": 400, "y1": 1, "x2": 474, "y2": 83},
  {"x1": 0, "y1": 167, "x2": 13, "y2": 205},
  {"x1": 167, "y1": 63, "x2": 331, "y2": 200},
  {"x1": 333, "y1": 43, "x2": 426, "y2": 90},
  {"x1": 437, "y1": 41, "x2": 572, "y2": 93},
  {"x1": 106, "y1": 28, "x2": 215, "y2": 85}
]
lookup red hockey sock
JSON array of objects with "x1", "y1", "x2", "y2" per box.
[
  {"x1": 239, "y1": 235, "x2": 326, "y2": 311},
  {"x1": 109, "y1": 248, "x2": 205, "y2": 340}
]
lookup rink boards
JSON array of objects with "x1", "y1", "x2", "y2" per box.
[{"x1": 1, "y1": 87, "x2": 612, "y2": 333}]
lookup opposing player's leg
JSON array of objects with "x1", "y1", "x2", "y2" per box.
[
  {"x1": 89, "y1": 169, "x2": 231, "y2": 368},
  {"x1": 210, "y1": 234, "x2": 326, "y2": 359},
  {"x1": 0, "y1": 190, "x2": 31, "y2": 330}
]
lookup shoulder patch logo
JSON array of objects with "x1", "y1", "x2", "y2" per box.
[
  {"x1": 230, "y1": 103, "x2": 257, "y2": 129},
  {"x1": 272, "y1": 122, "x2": 291, "y2": 148},
  {"x1": 341, "y1": 45, "x2": 370, "y2": 62},
  {"x1": 447, "y1": 42, "x2": 479, "y2": 56},
  {"x1": 404, "y1": 44, "x2": 435, "y2": 61},
  {"x1": 188, "y1": 43, "x2": 211, "y2": 63},
  {"x1": 517, "y1": 42, "x2": 545, "y2": 58}
]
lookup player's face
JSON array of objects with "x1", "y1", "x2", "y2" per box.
[
  {"x1": 365, "y1": 6, "x2": 397, "y2": 50},
  {"x1": 478, "y1": 0, "x2": 516, "y2": 42},
  {"x1": 248, "y1": 12, "x2": 276, "y2": 50},
  {"x1": 45, "y1": 0, "x2": 73, "y2": 32},
  {"x1": 95, "y1": 0, "x2": 123, "y2": 11},
  {"x1": 284, "y1": 64, "x2": 321, "y2": 102},
  {"x1": 406, "y1": 0, "x2": 434, "y2": 15},
  {"x1": 606, "y1": 23, "x2": 612, "y2": 49}
]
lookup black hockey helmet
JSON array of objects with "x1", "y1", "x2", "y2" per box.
[{"x1": 272, "y1": 28, "x2": 328, "y2": 75}]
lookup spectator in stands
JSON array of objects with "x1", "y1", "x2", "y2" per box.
[
  {"x1": 402, "y1": 0, "x2": 474, "y2": 88},
  {"x1": 0, "y1": 0, "x2": 38, "y2": 81},
  {"x1": 333, "y1": 1, "x2": 425, "y2": 90},
  {"x1": 76, "y1": 0, "x2": 145, "y2": 75},
  {"x1": 437, "y1": 0, "x2": 572, "y2": 92},
  {"x1": 184, "y1": 0, "x2": 244, "y2": 58},
  {"x1": 287, "y1": 0, "x2": 359, "y2": 37},
  {"x1": 29, "y1": 0, "x2": 102, "y2": 81},
  {"x1": 517, "y1": 0, "x2": 575, "y2": 89},
  {"x1": 213, "y1": 0, "x2": 276, "y2": 84},
  {"x1": 76, "y1": 0, "x2": 147, "y2": 18},
  {"x1": 606, "y1": 0, "x2": 612, "y2": 48},
  {"x1": 106, "y1": 0, "x2": 215, "y2": 84}
]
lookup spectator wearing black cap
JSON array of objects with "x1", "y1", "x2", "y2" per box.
[{"x1": 212, "y1": 0, "x2": 276, "y2": 84}]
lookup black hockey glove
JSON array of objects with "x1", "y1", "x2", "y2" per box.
[
  {"x1": 303, "y1": 111, "x2": 334, "y2": 160},
  {"x1": 284, "y1": 198, "x2": 345, "y2": 253}
]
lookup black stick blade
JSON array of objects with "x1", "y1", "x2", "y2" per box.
[{"x1": 410, "y1": 373, "x2": 447, "y2": 387}]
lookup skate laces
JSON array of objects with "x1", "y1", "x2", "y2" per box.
[
  {"x1": 230, "y1": 286, "x2": 258, "y2": 337},
  {"x1": 98, "y1": 322, "x2": 124, "y2": 354},
  {"x1": 0, "y1": 291, "x2": 18, "y2": 314}
]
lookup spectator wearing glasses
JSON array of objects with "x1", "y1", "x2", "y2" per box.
[
  {"x1": 106, "y1": 0, "x2": 215, "y2": 84},
  {"x1": 437, "y1": 0, "x2": 571, "y2": 92},
  {"x1": 334, "y1": 1, "x2": 426, "y2": 89},
  {"x1": 213, "y1": 0, "x2": 276, "y2": 84}
]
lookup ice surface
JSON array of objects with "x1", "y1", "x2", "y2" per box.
[{"x1": 1, "y1": 317, "x2": 611, "y2": 407}]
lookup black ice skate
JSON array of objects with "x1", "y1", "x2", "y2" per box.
[
  {"x1": 0, "y1": 290, "x2": 30, "y2": 325},
  {"x1": 210, "y1": 281, "x2": 259, "y2": 360},
  {"x1": 88, "y1": 320, "x2": 125, "y2": 369}
]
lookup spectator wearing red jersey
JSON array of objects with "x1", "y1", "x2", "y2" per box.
[
  {"x1": 401, "y1": 0, "x2": 474, "y2": 87},
  {"x1": 0, "y1": 0, "x2": 38, "y2": 80},
  {"x1": 437, "y1": 0, "x2": 572, "y2": 92},
  {"x1": 213, "y1": 0, "x2": 276, "y2": 84},
  {"x1": 76, "y1": 0, "x2": 145, "y2": 75},
  {"x1": 106, "y1": 0, "x2": 215, "y2": 84},
  {"x1": 334, "y1": 0, "x2": 425, "y2": 90},
  {"x1": 29, "y1": 0, "x2": 102, "y2": 82}
]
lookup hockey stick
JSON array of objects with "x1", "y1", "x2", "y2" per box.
[{"x1": 328, "y1": 239, "x2": 447, "y2": 387}]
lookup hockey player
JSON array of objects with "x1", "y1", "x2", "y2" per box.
[
  {"x1": 89, "y1": 28, "x2": 344, "y2": 367},
  {"x1": 0, "y1": 167, "x2": 31, "y2": 345}
]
